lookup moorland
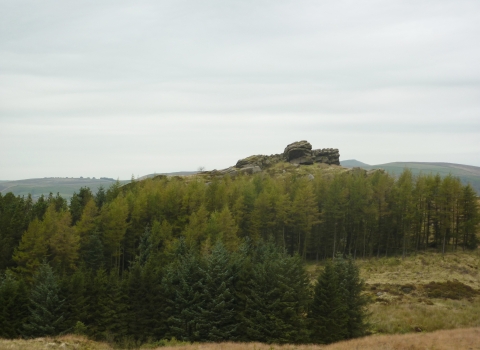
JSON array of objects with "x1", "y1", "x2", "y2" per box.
[{"x1": 1, "y1": 142, "x2": 479, "y2": 349}]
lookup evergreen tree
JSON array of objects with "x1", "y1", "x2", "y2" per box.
[
  {"x1": 87, "y1": 268, "x2": 117, "y2": 340},
  {"x1": 0, "y1": 271, "x2": 29, "y2": 338},
  {"x1": 241, "y1": 242, "x2": 310, "y2": 344},
  {"x1": 309, "y1": 256, "x2": 368, "y2": 343},
  {"x1": 343, "y1": 257, "x2": 369, "y2": 338},
  {"x1": 95, "y1": 185, "x2": 107, "y2": 208},
  {"x1": 59, "y1": 268, "x2": 89, "y2": 334},
  {"x1": 24, "y1": 262, "x2": 65, "y2": 337},
  {"x1": 196, "y1": 242, "x2": 238, "y2": 341},
  {"x1": 309, "y1": 258, "x2": 348, "y2": 344},
  {"x1": 163, "y1": 240, "x2": 204, "y2": 341}
]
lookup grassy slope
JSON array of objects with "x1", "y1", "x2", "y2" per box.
[
  {"x1": 341, "y1": 160, "x2": 480, "y2": 194},
  {"x1": 2, "y1": 328, "x2": 480, "y2": 349},
  {"x1": 307, "y1": 250, "x2": 480, "y2": 334}
]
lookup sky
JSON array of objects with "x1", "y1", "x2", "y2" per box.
[{"x1": 1, "y1": 0, "x2": 479, "y2": 180}]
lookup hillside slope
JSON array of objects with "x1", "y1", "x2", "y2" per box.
[{"x1": 341, "y1": 160, "x2": 480, "y2": 194}]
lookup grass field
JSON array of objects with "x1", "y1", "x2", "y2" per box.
[
  {"x1": 1, "y1": 328, "x2": 479, "y2": 350},
  {"x1": 306, "y1": 250, "x2": 480, "y2": 334}
]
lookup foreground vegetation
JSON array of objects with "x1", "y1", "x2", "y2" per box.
[
  {"x1": 1, "y1": 327, "x2": 480, "y2": 350},
  {"x1": 0, "y1": 164, "x2": 479, "y2": 346}
]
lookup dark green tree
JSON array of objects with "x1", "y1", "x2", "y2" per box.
[
  {"x1": 24, "y1": 262, "x2": 65, "y2": 337},
  {"x1": 162, "y1": 240, "x2": 204, "y2": 341},
  {"x1": 309, "y1": 258, "x2": 348, "y2": 344},
  {"x1": 309, "y1": 256, "x2": 368, "y2": 343},
  {"x1": 0, "y1": 271, "x2": 29, "y2": 338},
  {"x1": 196, "y1": 242, "x2": 238, "y2": 341},
  {"x1": 241, "y1": 242, "x2": 310, "y2": 344}
]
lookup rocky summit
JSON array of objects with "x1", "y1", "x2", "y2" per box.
[
  {"x1": 236, "y1": 140, "x2": 340, "y2": 170},
  {"x1": 203, "y1": 141, "x2": 340, "y2": 177}
]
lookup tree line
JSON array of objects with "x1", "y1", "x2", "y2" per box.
[
  {"x1": 0, "y1": 168, "x2": 478, "y2": 343},
  {"x1": 0, "y1": 239, "x2": 367, "y2": 344},
  {"x1": 2, "y1": 168, "x2": 477, "y2": 276}
]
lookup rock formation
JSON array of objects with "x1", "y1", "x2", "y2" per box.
[
  {"x1": 232, "y1": 141, "x2": 340, "y2": 171},
  {"x1": 200, "y1": 141, "x2": 340, "y2": 177}
]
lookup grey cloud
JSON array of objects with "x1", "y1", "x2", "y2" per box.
[{"x1": 1, "y1": 0, "x2": 480, "y2": 179}]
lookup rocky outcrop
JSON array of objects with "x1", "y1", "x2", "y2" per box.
[
  {"x1": 202, "y1": 140, "x2": 340, "y2": 177},
  {"x1": 313, "y1": 148, "x2": 340, "y2": 166},
  {"x1": 234, "y1": 140, "x2": 340, "y2": 169},
  {"x1": 235, "y1": 154, "x2": 283, "y2": 169},
  {"x1": 283, "y1": 141, "x2": 314, "y2": 164}
]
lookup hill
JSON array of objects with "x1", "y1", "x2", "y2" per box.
[
  {"x1": 0, "y1": 177, "x2": 128, "y2": 200},
  {"x1": 341, "y1": 160, "x2": 480, "y2": 194},
  {"x1": 0, "y1": 172, "x2": 199, "y2": 200}
]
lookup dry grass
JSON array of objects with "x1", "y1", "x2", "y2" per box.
[
  {"x1": 307, "y1": 250, "x2": 480, "y2": 335},
  {"x1": 369, "y1": 297, "x2": 480, "y2": 334},
  {"x1": 2, "y1": 328, "x2": 480, "y2": 350},
  {"x1": 358, "y1": 250, "x2": 480, "y2": 289},
  {"x1": 0, "y1": 334, "x2": 112, "y2": 350}
]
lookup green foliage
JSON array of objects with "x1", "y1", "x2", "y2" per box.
[
  {"x1": 309, "y1": 256, "x2": 368, "y2": 344},
  {"x1": 24, "y1": 262, "x2": 64, "y2": 337},
  {"x1": 1, "y1": 165, "x2": 478, "y2": 345},
  {"x1": 240, "y1": 242, "x2": 310, "y2": 344},
  {"x1": 0, "y1": 271, "x2": 29, "y2": 338},
  {"x1": 195, "y1": 242, "x2": 238, "y2": 341}
]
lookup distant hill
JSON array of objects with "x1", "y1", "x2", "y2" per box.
[
  {"x1": 138, "y1": 171, "x2": 198, "y2": 180},
  {"x1": 0, "y1": 172, "x2": 200, "y2": 201},
  {"x1": 0, "y1": 178, "x2": 130, "y2": 201},
  {"x1": 340, "y1": 159, "x2": 371, "y2": 168},
  {"x1": 341, "y1": 160, "x2": 480, "y2": 195}
]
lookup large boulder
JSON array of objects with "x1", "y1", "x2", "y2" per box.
[{"x1": 283, "y1": 141, "x2": 313, "y2": 164}]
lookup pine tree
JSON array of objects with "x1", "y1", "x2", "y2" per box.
[
  {"x1": 0, "y1": 271, "x2": 29, "y2": 338},
  {"x1": 343, "y1": 257, "x2": 369, "y2": 338},
  {"x1": 309, "y1": 256, "x2": 368, "y2": 343},
  {"x1": 309, "y1": 258, "x2": 348, "y2": 344},
  {"x1": 241, "y1": 242, "x2": 310, "y2": 344},
  {"x1": 59, "y1": 268, "x2": 89, "y2": 334},
  {"x1": 196, "y1": 242, "x2": 238, "y2": 341},
  {"x1": 24, "y1": 262, "x2": 65, "y2": 337},
  {"x1": 163, "y1": 240, "x2": 204, "y2": 341}
]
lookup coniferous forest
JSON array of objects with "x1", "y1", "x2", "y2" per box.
[{"x1": 0, "y1": 168, "x2": 479, "y2": 344}]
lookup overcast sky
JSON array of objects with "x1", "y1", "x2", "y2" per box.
[{"x1": 1, "y1": 0, "x2": 479, "y2": 180}]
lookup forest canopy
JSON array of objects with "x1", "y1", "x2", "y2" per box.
[{"x1": 0, "y1": 168, "x2": 478, "y2": 344}]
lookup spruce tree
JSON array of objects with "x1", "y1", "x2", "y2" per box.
[
  {"x1": 163, "y1": 240, "x2": 204, "y2": 341},
  {"x1": 24, "y1": 262, "x2": 65, "y2": 337},
  {"x1": 196, "y1": 242, "x2": 238, "y2": 341},
  {"x1": 309, "y1": 256, "x2": 368, "y2": 343},
  {"x1": 59, "y1": 268, "x2": 89, "y2": 334},
  {"x1": 241, "y1": 242, "x2": 310, "y2": 344},
  {"x1": 343, "y1": 257, "x2": 369, "y2": 338},
  {"x1": 0, "y1": 271, "x2": 29, "y2": 338},
  {"x1": 309, "y1": 258, "x2": 348, "y2": 344}
]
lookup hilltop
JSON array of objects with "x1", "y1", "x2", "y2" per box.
[{"x1": 3, "y1": 141, "x2": 479, "y2": 200}]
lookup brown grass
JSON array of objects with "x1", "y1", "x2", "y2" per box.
[{"x1": 1, "y1": 328, "x2": 480, "y2": 350}]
